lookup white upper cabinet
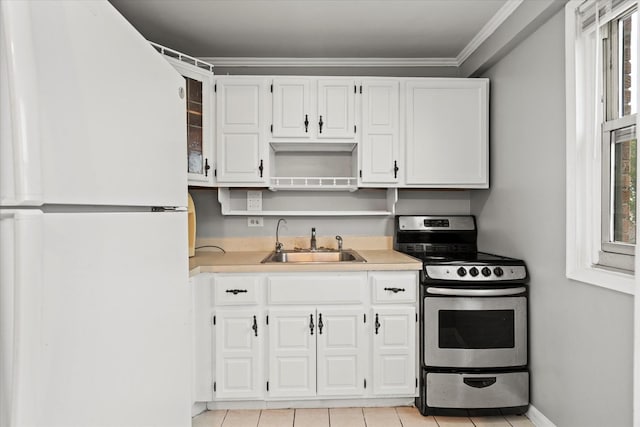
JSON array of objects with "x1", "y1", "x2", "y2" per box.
[
  {"x1": 317, "y1": 79, "x2": 356, "y2": 139},
  {"x1": 216, "y1": 77, "x2": 269, "y2": 185},
  {"x1": 272, "y1": 78, "x2": 312, "y2": 138},
  {"x1": 163, "y1": 58, "x2": 215, "y2": 187},
  {"x1": 270, "y1": 78, "x2": 357, "y2": 142},
  {"x1": 360, "y1": 80, "x2": 400, "y2": 185},
  {"x1": 404, "y1": 79, "x2": 489, "y2": 188}
]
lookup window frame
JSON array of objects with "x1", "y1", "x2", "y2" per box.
[{"x1": 565, "y1": 0, "x2": 637, "y2": 295}]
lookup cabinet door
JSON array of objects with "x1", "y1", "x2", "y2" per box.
[
  {"x1": 405, "y1": 79, "x2": 488, "y2": 187},
  {"x1": 317, "y1": 79, "x2": 356, "y2": 139},
  {"x1": 214, "y1": 309, "x2": 263, "y2": 400},
  {"x1": 272, "y1": 78, "x2": 312, "y2": 138},
  {"x1": 162, "y1": 58, "x2": 215, "y2": 187},
  {"x1": 216, "y1": 78, "x2": 268, "y2": 184},
  {"x1": 316, "y1": 308, "x2": 366, "y2": 397},
  {"x1": 360, "y1": 80, "x2": 400, "y2": 184},
  {"x1": 372, "y1": 307, "x2": 416, "y2": 396},
  {"x1": 192, "y1": 274, "x2": 214, "y2": 402},
  {"x1": 267, "y1": 308, "x2": 317, "y2": 398}
]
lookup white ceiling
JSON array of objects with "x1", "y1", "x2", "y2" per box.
[{"x1": 109, "y1": 0, "x2": 515, "y2": 65}]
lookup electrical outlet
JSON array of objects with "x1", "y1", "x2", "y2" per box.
[
  {"x1": 247, "y1": 191, "x2": 262, "y2": 211},
  {"x1": 247, "y1": 217, "x2": 264, "y2": 227}
]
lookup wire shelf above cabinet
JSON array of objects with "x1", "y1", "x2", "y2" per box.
[{"x1": 269, "y1": 177, "x2": 358, "y2": 192}]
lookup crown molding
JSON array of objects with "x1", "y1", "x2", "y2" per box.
[
  {"x1": 456, "y1": 0, "x2": 525, "y2": 65},
  {"x1": 199, "y1": 0, "x2": 523, "y2": 69},
  {"x1": 199, "y1": 57, "x2": 458, "y2": 68}
]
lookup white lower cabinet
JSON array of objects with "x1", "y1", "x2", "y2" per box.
[
  {"x1": 193, "y1": 270, "x2": 418, "y2": 405},
  {"x1": 267, "y1": 308, "x2": 317, "y2": 398},
  {"x1": 268, "y1": 307, "x2": 367, "y2": 399},
  {"x1": 371, "y1": 306, "x2": 416, "y2": 396},
  {"x1": 214, "y1": 308, "x2": 264, "y2": 400}
]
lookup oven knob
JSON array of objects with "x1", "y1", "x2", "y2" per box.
[
  {"x1": 481, "y1": 267, "x2": 492, "y2": 277},
  {"x1": 456, "y1": 267, "x2": 467, "y2": 277},
  {"x1": 469, "y1": 267, "x2": 479, "y2": 277},
  {"x1": 494, "y1": 267, "x2": 504, "y2": 277}
]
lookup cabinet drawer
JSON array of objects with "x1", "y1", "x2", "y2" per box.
[
  {"x1": 213, "y1": 275, "x2": 263, "y2": 306},
  {"x1": 371, "y1": 271, "x2": 417, "y2": 303},
  {"x1": 268, "y1": 273, "x2": 366, "y2": 304}
]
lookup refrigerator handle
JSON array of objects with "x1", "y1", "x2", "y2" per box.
[
  {"x1": 0, "y1": 210, "x2": 43, "y2": 426},
  {"x1": 0, "y1": 2, "x2": 43, "y2": 206}
]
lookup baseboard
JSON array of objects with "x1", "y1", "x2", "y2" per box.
[
  {"x1": 191, "y1": 402, "x2": 207, "y2": 417},
  {"x1": 206, "y1": 397, "x2": 414, "y2": 410},
  {"x1": 526, "y1": 404, "x2": 556, "y2": 427}
]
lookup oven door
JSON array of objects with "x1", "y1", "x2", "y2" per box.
[{"x1": 424, "y1": 289, "x2": 527, "y2": 368}]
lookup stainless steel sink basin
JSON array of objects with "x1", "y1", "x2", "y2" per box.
[{"x1": 261, "y1": 249, "x2": 366, "y2": 264}]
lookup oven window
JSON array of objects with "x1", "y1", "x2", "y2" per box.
[{"x1": 439, "y1": 310, "x2": 515, "y2": 349}]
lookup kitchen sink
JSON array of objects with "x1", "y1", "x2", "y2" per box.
[{"x1": 261, "y1": 249, "x2": 366, "y2": 264}]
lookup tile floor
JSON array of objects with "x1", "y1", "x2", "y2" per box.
[{"x1": 192, "y1": 406, "x2": 536, "y2": 427}]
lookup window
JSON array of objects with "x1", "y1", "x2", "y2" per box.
[
  {"x1": 601, "y1": 8, "x2": 637, "y2": 270},
  {"x1": 566, "y1": 0, "x2": 637, "y2": 294}
]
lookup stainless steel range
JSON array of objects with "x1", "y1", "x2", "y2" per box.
[{"x1": 393, "y1": 215, "x2": 529, "y2": 416}]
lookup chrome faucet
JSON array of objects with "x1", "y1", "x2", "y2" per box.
[
  {"x1": 335, "y1": 235, "x2": 343, "y2": 251},
  {"x1": 310, "y1": 227, "x2": 317, "y2": 251},
  {"x1": 275, "y1": 218, "x2": 287, "y2": 253}
]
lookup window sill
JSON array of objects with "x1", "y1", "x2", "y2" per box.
[{"x1": 567, "y1": 263, "x2": 635, "y2": 295}]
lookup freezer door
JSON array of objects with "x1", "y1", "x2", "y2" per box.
[
  {"x1": 0, "y1": 1, "x2": 186, "y2": 207},
  {"x1": 3, "y1": 211, "x2": 191, "y2": 427}
]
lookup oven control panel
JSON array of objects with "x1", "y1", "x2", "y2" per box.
[{"x1": 425, "y1": 265, "x2": 527, "y2": 281}]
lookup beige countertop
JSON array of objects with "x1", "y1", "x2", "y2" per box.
[{"x1": 189, "y1": 249, "x2": 422, "y2": 275}]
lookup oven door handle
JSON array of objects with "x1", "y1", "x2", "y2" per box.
[{"x1": 426, "y1": 287, "x2": 526, "y2": 297}]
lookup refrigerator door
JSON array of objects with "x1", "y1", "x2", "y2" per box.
[
  {"x1": 1, "y1": 210, "x2": 191, "y2": 427},
  {"x1": 0, "y1": 1, "x2": 186, "y2": 208},
  {"x1": 0, "y1": 210, "x2": 43, "y2": 427}
]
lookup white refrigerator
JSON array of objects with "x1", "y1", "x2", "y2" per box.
[{"x1": 0, "y1": 1, "x2": 191, "y2": 426}]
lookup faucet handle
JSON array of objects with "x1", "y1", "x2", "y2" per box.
[
  {"x1": 275, "y1": 242, "x2": 284, "y2": 253},
  {"x1": 335, "y1": 235, "x2": 343, "y2": 251}
]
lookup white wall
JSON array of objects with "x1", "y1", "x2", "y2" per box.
[
  {"x1": 471, "y1": 10, "x2": 634, "y2": 426},
  {"x1": 190, "y1": 189, "x2": 470, "y2": 239}
]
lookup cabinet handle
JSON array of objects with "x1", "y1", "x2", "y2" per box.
[
  {"x1": 384, "y1": 287, "x2": 405, "y2": 293},
  {"x1": 393, "y1": 160, "x2": 399, "y2": 179},
  {"x1": 318, "y1": 115, "x2": 323, "y2": 134},
  {"x1": 258, "y1": 159, "x2": 264, "y2": 177},
  {"x1": 304, "y1": 114, "x2": 309, "y2": 133},
  {"x1": 463, "y1": 377, "x2": 497, "y2": 389},
  {"x1": 309, "y1": 314, "x2": 314, "y2": 335},
  {"x1": 252, "y1": 315, "x2": 258, "y2": 337},
  {"x1": 225, "y1": 289, "x2": 248, "y2": 295},
  {"x1": 375, "y1": 313, "x2": 380, "y2": 334},
  {"x1": 204, "y1": 158, "x2": 211, "y2": 177},
  {"x1": 318, "y1": 313, "x2": 324, "y2": 335}
]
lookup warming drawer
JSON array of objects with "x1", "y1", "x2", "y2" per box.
[{"x1": 426, "y1": 371, "x2": 529, "y2": 409}]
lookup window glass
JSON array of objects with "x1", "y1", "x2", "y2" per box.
[
  {"x1": 619, "y1": 11, "x2": 637, "y2": 117},
  {"x1": 611, "y1": 126, "x2": 637, "y2": 243}
]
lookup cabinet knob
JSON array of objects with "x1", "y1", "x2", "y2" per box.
[
  {"x1": 304, "y1": 114, "x2": 309, "y2": 133},
  {"x1": 258, "y1": 159, "x2": 264, "y2": 178},
  {"x1": 318, "y1": 313, "x2": 324, "y2": 335},
  {"x1": 309, "y1": 314, "x2": 314, "y2": 335},
  {"x1": 318, "y1": 115, "x2": 323, "y2": 134},
  {"x1": 394, "y1": 160, "x2": 399, "y2": 179},
  {"x1": 375, "y1": 313, "x2": 381, "y2": 334},
  {"x1": 204, "y1": 158, "x2": 211, "y2": 177},
  {"x1": 384, "y1": 287, "x2": 405, "y2": 293}
]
